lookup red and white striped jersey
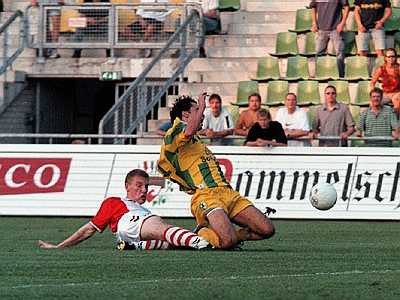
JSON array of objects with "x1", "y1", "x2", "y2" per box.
[{"x1": 90, "y1": 197, "x2": 152, "y2": 233}]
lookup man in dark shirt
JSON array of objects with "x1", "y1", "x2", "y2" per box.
[
  {"x1": 244, "y1": 109, "x2": 287, "y2": 147},
  {"x1": 354, "y1": 0, "x2": 391, "y2": 57}
]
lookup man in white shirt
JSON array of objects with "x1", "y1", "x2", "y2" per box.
[
  {"x1": 275, "y1": 93, "x2": 311, "y2": 146},
  {"x1": 199, "y1": 94, "x2": 234, "y2": 145}
]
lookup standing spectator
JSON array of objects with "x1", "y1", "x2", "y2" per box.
[
  {"x1": 370, "y1": 48, "x2": 400, "y2": 104},
  {"x1": 244, "y1": 109, "x2": 287, "y2": 147},
  {"x1": 312, "y1": 85, "x2": 355, "y2": 146},
  {"x1": 0, "y1": 1, "x2": 3, "y2": 13},
  {"x1": 199, "y1": 94, "x2": 234, "y2": 145},
  {"x1": 354, "y1": 0, "x2": 392, "y2": 57},
  {"x1": 310, "y1": 0, "x2": 349, "y2": 78},
  {"x1": 357, "y1": 87, "x2": 399, "y2": 146},
  {"x1": 32, "y1": 0, "x2": 64, "y2": 58},
  {"x1": 234, "y1": 93, "x2": 262, "y2": 136},
  {"x1": 275, "y1": 93, "x2": 311, "y2": 146}
]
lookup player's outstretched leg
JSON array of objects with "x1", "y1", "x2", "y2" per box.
[
  {"x1": 232, "y1": 206, "x2": 275, "y2": 240},
  {"x1": 162, "y1": 227, "x2": 210, "y2": 250}
]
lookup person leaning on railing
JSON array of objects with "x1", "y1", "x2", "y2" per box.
[
  {"x1": 31, "y1": 0, "x2": 64, "y2": 59},
  {"x1": 357, "y1": 87, "x2": 399, "y2": 147}
]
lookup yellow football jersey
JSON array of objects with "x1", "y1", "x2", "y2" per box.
[{"x1": 158, "y1": 118, "x2": 230, "y2": 193}]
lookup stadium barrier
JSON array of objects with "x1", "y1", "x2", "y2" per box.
[{"x1": 0, "y1": 144, "x2": 399, "y2": 220}]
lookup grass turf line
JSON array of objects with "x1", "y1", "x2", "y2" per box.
[{"x1": 0, "y1": 217, "x2": 400, "y2": 299}]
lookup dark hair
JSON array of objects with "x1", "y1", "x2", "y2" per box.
[
  {"x1": 385, "y1": 48, "x2": 397, "y2": 56},
  {"x1": 257, "y1": 108, "x2": 271, "y2": 119},
  {"x1": 248, "y1": 92, "x2": 261, "y2": 102},
  {"x1": 125, "y1": 169, "x2": 149, "y2": 184},
  {"x1": 369, "y1": 87, "x2": 383, "y2": 98},
  {"x1": 325, "y1": 85, "x2": 336, "y2": 93},
  {"x1": 170, "y1": 95, "x2": 197, "y2": 123},
  {"x1": 209, "y1": 93, "x2": 222, "y2": 103},
  {"x1": 286, "y1": 92, "x2": 297, "y2": 100}
]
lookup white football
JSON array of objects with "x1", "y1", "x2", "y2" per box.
[{"x1": 309, "y1": 182, "x2": 337, "y2": 210}]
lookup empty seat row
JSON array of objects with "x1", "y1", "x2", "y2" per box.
[{"x1": 233, "y1": 80, "x2": 374, "y2": 107}]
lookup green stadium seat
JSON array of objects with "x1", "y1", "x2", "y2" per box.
[
  {"x1": 271, "y1": 32, "x2": 298, "y2": 57},
  {"x1": 353, "y1": 81, "x2": 371, "y2": 106},
  {"x1": 218, "y1": 0, "x2": 240, "y2": 11},
  {"x1": 348, "y1": 0, "x2": 355, "y2": 9},
  {"x1": 230, "y1": 105, "x2": 240, "y2": 125},
  {"x1": 306, "y1": 105, "x2": 319, "y2": 127},
  {"x1": 265, "y1": 80, "x2": 289, "y2": 106},
  {"x1": 232, "y1": 81, "x2": 259, "y2": 107},
  {"x1": 349, "y1": 105, "x2": 365, "y2": 147},
  {"x1": 372, "y1": 56, "x2": 385, "y2": 74},
  {"x1": 328, "y1": 80, "x2": 351, "y2": 104},
  {"x1": 384, "y1": 7, "x2": 400, "y2": 32},
  {"x1": 301, "y1": 32, "x2": 317, "y2": 57},
  {"x1": 285, "y1": 56, "x2": 310, "y2": 81},
  {"x1": 297, "y1": 80, "x2": 321, "y2": 105},
  {"x1": 315, "y1": 56, "x2": 340, "y2": 81},
  {"x1": 394, "y1": 31, "x2": 400, "y2": 53},
  {"x1": 289, "y1": 8, "x2": 313, "y2": 33},
  {"x1": 344, "y1": 56, "x2": 370, "y2": 81},
  {"x1": 252, "y1": 57, "x2": 281, "y2": 81}
]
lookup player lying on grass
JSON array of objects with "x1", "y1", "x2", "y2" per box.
[
  {"x1": 158, "y1": 93, "x2": 275, "y2": 249},
  {"x1": 38, "y1": 169, "x2": 210, "y2": 250}
]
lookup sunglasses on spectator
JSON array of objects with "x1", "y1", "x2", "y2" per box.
[
  {"x1": 386, "y1": 55, "x2": 396, "y2": 58},
  {"x1": 325, "y1": 92, "x2": 336, "y2": 95}
]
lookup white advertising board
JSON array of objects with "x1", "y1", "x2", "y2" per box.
[{"x1": 0, "y1": 145, "x2": 399, "y2": 219}]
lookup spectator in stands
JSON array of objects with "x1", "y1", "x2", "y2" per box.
[
  {"x1": 235, "y1": 92, "x2": 262, "y2": 136},
  {"x1": 370, "y1": 48, "x2": 400, "y2": 104},
  {"x1": 129, "y1": 0, "x2": 173, "y2": 58},
  {"x1": 32, "y1": 0, "x2": 64, "y2": 59},
  {"x1": 244, "y1": 109, "x2": 287, "y2": 147},
  {"x1": 198, "y1": 94, "x2": 234, "y2": 145},
  {"x1": 310, "y1": 0, "x2": 349, "y2": 78},
  {"x1": 72, "y1": 0, "x2": 110, "y2": 58},
  {"x1": 354, "y1": 0, "x2": 392, "y2": 57},
  {"x1": 0, "y1": 1, "x2": 3, "y2": 13},
  {"x1": 157, "y1": 120, "x2": 172, "y2": 136},
  {"x1": 71, "y1": 139, "x2": 86, "y2": 144},
  {"x1": 357, "y1": 87, "x2": 399, "y2": 146},
  {"x1": 275, "y1": 93, "x2": 311, "y2": 146},
  {"x1": 312, "y1": 85, "x2": 355, "y2": 146}
]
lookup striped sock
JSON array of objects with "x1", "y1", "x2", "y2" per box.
[
  {"x1": 137, "y1": 240, "x2": 170, "y2": 250},
  {"x1": 163, "y1": 227, "x2": 208, "y2": 249}
]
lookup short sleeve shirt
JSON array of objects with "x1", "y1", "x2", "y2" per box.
[
  {"x1": 275, "y1": 106, "x2": 311, "y2": 132},
  {"x1": 245, "y1": 121, "x2": 288, "y2": 145},
  {"x1": 309, "y1": 0, "x2": 349, "y2": 31},
  {"x1": 202, "y1": 107, "x2": 234, "y2": 131},
  {"x1": 354, "y1": 0, "x2": 391, "y2": 29}
]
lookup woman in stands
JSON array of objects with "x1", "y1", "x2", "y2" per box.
[{"x1": 370, "y1": 48, "x2": 400, "y2": 105}]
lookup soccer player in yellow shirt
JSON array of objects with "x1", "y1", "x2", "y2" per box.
[{"x1": 158, "y1": 93, "x2": 275, "y2": 249}]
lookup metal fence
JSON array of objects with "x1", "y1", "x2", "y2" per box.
[{"x1": 28, "y1": 3, "x2": 202, "y2": 57}]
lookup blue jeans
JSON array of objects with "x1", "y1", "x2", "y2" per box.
[
  {"x1": 316, "y1": 30, "x2": 345, "y2": 78},
  {"x1": 203, "y1": 16, "x2": 220, "y2": 34}
]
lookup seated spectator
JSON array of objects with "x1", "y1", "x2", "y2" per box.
[
  {"x1": 72, "y1": 0, "x2": 110, "y2": 58},
  {"x1": 32, "y1": 0, "x2": 64, "y2": 59},
  {"x1": 354, "y1": 0, "x2": 392, "y2": 57},
  {"x1": 198, "y1": 94, "x2": 234, "y2": 145},
  {"x1": 157, "y1": 120, "x2": 172, "y2": 136},
  {"x1": 357, "y1": 87, "x2": 399, "y2": 146},
  {"x1": 275, "y1": 93, "x2": 311, "y2": 146},
  {"x1": 393, "y1": 94, "x2": 400, "y2": 121},
  {"x1": 201, "y1": 0, "x2": 220, "y2": 34},
  {"x1": 235, "y1": 93, "x2": 262, "y2": 136},
  {"x1": 370, "y1": 48, "x2": 400, "y2": 104},
  {"x1": 244, "y1": 109, "x2": 287, "y2": 147},
  {"x1": 312, "y1": 85, "x2": 355, "y2": 146},
  {"x1": 129, "y1": 0, "x2": 173, "y2": 58}
]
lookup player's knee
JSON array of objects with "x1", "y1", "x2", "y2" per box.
[
  {"x1": 260, "y1": 222, "x2": 275, "y2": 239},
  {"x1": 219, "y1": 235, "x2": 238, "y2": 249}
]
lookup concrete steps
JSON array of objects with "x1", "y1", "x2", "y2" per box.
[{"x1": 205, "y1": 34, "x2": 275, "y2": 48}]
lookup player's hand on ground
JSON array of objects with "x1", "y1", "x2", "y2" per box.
[{"x1": 38, "y1": 240, "x2": 58, "y2": 249}]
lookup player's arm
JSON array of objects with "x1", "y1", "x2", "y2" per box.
[
  {"x1": 184, "y1": 93, "x2": 207, "y2": 138},
  {"x1": 38, "y1": 222, "x2": 97, "y2": 249}
]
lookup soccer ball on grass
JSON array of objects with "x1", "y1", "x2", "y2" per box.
[{"x1": 309, "y1": 182, "x2": 337, "y2": 210}]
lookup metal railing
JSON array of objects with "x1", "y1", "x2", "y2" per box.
[
  {"x1": 98, "y1": 8, "x2": 203, "y2": 143},
  {"x1": 0, "y1": 133, "x2": 399, "y2": 146},
  {"x1": 0, "y1": 10, "x2": 27, "y2": 74},
  {"x1": 28, "y1": 3, "x2": 202, "y2": 58}
]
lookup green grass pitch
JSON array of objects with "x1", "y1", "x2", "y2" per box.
[{"x1": 1, "y1": 217, "x2": 400, "y2": 299}]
